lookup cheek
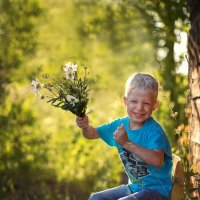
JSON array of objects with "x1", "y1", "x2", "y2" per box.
[
  {"x1": 146, "y1": 106, "x2": 154, "y2": 113},
  {"x1": 127, "y1": 104, "x2": 135, "y2": 111}
]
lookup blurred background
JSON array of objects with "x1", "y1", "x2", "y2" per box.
[{"x1": 0, "y1": 0, "x2": 191, "y2": 199}]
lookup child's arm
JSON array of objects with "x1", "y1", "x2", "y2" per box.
[
  {"x1": 76, "y1": 115, "x2": 99, "y2": 139},
  {"x1": 114, "y1": 124, "x2": 164, "y2": 168}
]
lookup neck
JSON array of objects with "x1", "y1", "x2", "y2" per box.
[{"x1": 129, "y1": 122, "x2": 144, "y2": 130}]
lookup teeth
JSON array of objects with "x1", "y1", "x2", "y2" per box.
[{"x1": 135, "y1": 113, "x2": 143, "y2": 116}]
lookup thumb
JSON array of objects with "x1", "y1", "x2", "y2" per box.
[{"x1": 119, "y1": 123, "x2": 125, "y2": 129}]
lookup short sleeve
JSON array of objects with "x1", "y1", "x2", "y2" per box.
[
  {"x1": 148, "y1": 126, "x2": 172, "y2": 158},
  {"x1": 96, "y1": 118, "x2": 121, "y2": 147},
  {"x1": 147, "y1": 126, "x2": 167, "y2": 150}
]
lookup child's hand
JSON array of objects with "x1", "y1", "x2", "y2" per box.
[
  {"x1": 76, "y1": 115, "x2": 89, "y2": 129},
  {"x1": 113, "y1": 124, "x2": 129, "y2": 146}
]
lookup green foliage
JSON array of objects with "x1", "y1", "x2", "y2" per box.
[
  {"x1": 0, "y1": 89, "x2": 55, "y2": 199},
  {"x1": 0, "y1": 0, "x2": 56, "y2": 199},
  {"x1": 0, "y1": 0, "x2": 41, "y2": 103},
  {"x1": 0, "y1": 0, "x2": 193, "y2": 199}
]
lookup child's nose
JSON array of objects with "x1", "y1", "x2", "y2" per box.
[{"x1": 137, "y1": 103, "x2": 143, "y2": 110}]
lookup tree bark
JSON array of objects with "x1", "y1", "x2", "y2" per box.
[{"x1": 188, "y1": 0, "x2": 200, "y2": 197}]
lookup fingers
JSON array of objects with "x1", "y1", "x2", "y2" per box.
[
  {"x1": 113, "y1": 124, "x2": 128, "y2": 146},
  {"x1": 76, "y1": 115, "x2": 88, "y2": 122},
  {"x1": 114, "y1": 124, "x2": 125, "y2": 136},
  {"x1": 76, "y1": 115, "x2": 89, "y2": 129}
]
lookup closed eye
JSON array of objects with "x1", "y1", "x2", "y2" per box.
[{"x1": 131, "y1": 100, "x2": 137, "y2": 103}]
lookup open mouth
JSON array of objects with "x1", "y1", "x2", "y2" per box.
[{"x1": 134, "y1": 113, "x2": 144, "y2": 117}]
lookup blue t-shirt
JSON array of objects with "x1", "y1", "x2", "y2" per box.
[{"x1": 96, "y1": 116, "x2": 172, "y2": 197}]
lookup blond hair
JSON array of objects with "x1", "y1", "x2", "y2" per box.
[{"x1": 125, "y1": 73, "x2": 159, "y2": 99}]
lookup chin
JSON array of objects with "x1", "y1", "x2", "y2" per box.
[
  {"x1": 132, "y1": 118, "x2": 146, "y2": 124},
  {"x1": 132, "y1": 116, "x2": 146, "y2": 121}
]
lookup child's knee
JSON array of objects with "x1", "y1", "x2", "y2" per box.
[{"x1": 88, "y1": 193, "x2": 102, "y2": 200}]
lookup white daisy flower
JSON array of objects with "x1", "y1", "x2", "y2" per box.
[
  {"x1": 63, "y1": 62, "x2": 77, "y2": 80},
  {"x1": 66, "y1": 95, "x2": 79, "y2": 106},
  {"x1": 64, "y1": 71, "x2": 75, "y2": 80},
  {"x1": 31, "y1": 78, "x2": 44, "y2": 94}
]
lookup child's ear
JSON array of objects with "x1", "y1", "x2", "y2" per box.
[
  {"x1": 123, "y1": 96, "x2": 127, "y2": 106},
  {"x1": 153, "y1": 101, "x2": 159, "y2": 111}
]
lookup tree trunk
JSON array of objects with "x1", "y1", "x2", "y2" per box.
[{"x1": 188, "y1": 0, "x2": 200, "y2": 198}]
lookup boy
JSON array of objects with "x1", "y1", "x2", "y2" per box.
[{"x1": 76, "y1": 73, "x2": 172, "y2": 200}]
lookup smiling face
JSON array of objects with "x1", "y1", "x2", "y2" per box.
[{"x1": 123, "y1": 88, "x2": 159, "y2": 130}]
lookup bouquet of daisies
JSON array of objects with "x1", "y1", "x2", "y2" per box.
[{"x1": 31, "y1": 62, "x2": 89, "y2": 117}]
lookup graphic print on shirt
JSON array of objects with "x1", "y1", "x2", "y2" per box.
[{"x1": 119, "y1": 148, "x2": 150, "y2": 185}]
